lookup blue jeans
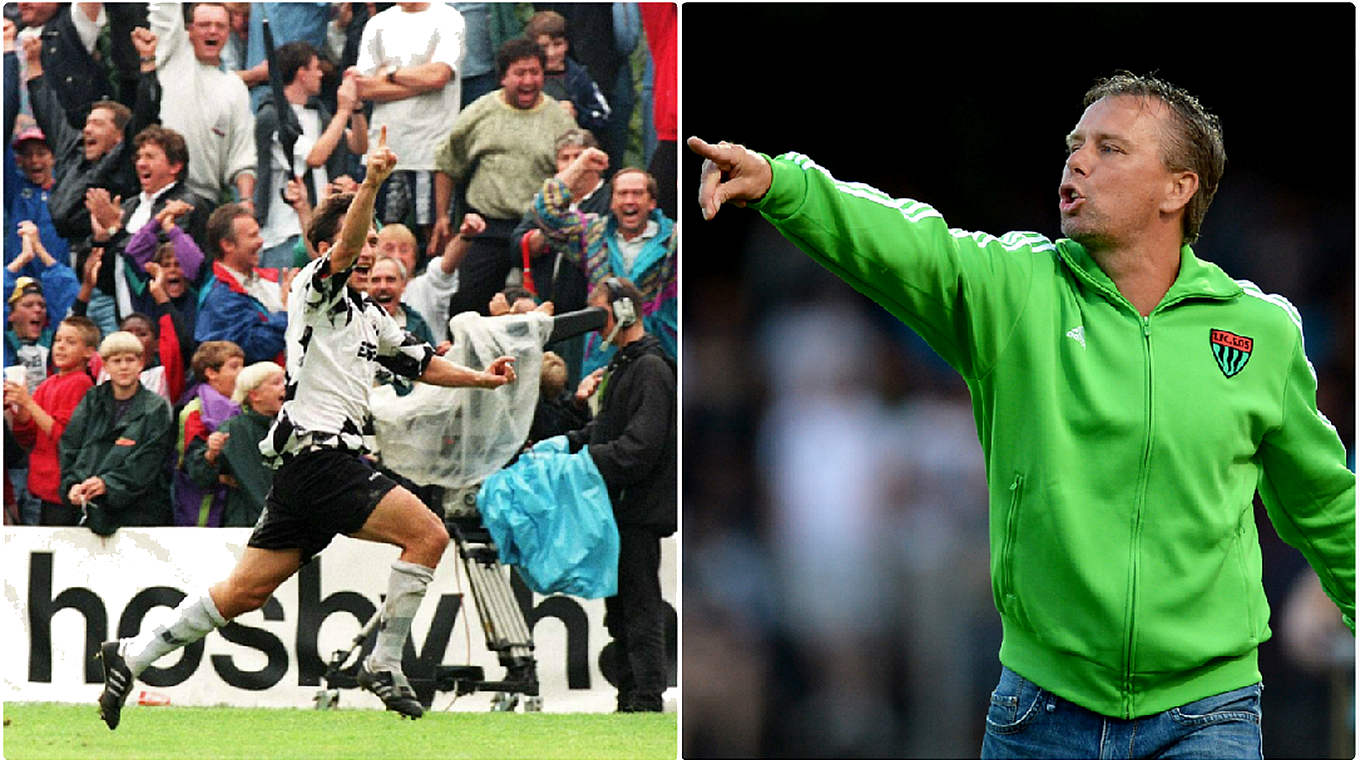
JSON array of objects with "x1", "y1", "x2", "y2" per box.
[{"x1": 981, "y1": 666, "x2": 1262, "y2": 760}]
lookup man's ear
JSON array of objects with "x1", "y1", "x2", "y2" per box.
[{"x1": 1161, "y1": 170, "x2": 1199, "y2": 215}]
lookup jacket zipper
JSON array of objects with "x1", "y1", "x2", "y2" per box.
[
  {"x1": 1055, "y1": 244, "x2": 1239, "y2": 716},
  {"x1": 1121, "y1": 313, "x2": 1155, "y2": 717},
  {"x1": 1001, "y1": 473, "x2": 1024, "y2": 612}
]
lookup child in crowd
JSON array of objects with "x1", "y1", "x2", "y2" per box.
[
  {"x1": 172, "y1": 341, "x2": 244, "y2": 527},
  {"x1": 4, "y1": 315, "x2": 99, "y2": 525},
  {"x1": 187, "y1": 361, "x2": 285, "y2": 527},
  {"x1": 525, "y1": 11, "x2": 612, "y2": 136},
  {"x1": 59, "y1": 331, "x2": 175, "y2": 533},
  {"x1": 5, "y1": 276, "x2": 55, "y2": 393},
  {"x1": 97, "y1": 305, "x2": 190, "y2": 405},
  {"x1": 124, "y1": 202, "x2": 206, "y2": 335}
]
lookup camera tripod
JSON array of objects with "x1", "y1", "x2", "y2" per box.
[
  {"x1": 313, "y1": 483, "x2": 542, "y2": 712},
  {"x1": 313, "y1": 307, "x2": 607, "y2": 713}
]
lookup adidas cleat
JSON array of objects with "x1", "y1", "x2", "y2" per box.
[
  {"x1": 357, "y1": 663, "x2": 424, "y2": 719},
  {"x1": 96, "y1": 641, "x2": 133, "y2": 730}
]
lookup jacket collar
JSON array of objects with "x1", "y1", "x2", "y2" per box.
[
  {"x1": 608, "y1": 333, "x2": 664, "y2": 370},
  {"x1": 1056, "y1": 239, "x2": 1242, "y2": 312},
  {"x1": 605, "y1": 210, "x2": 674, "y2": 278},
  {"x1": 212, "y1": 260, "x2": 280, "y2": 296}
]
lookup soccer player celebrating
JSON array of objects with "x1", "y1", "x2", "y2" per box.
[{"x1": 96, "y1": 127, "x2": 517, "y2": 727}]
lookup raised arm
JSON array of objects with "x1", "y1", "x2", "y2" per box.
[
  {"x1": 439, "y1": 212, "x2": 485, "y2": 274},
  {"x1": 126, "y1": 27, "x2": 163, "y2": 141},
  {"x1": 305, "y1": 76, "x2": 357, "y2": 169},
  {"x1": 4, "y1": 19, "x2": 18, "y2": 145},
  {"x1": 328, "y1": 125, "x2": 396, "y2": 273}
]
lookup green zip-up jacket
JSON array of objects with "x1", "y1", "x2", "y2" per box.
[{"x1": 751, "y1": 151, "x2": 1355, "y2": 719}]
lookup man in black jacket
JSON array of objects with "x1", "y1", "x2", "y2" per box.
[
  {"x1": 86, "y1": 124, "x2": 209, "y2": 328},
  {"x1": 23, "y1": 24, "x2": 160, "y2": 247},
  {"x1": 566, "y1": 276, "x2": 676, "y2": 712},
  {"x1": 22, "y1": 3, "x2": 149, "y2": 129}
]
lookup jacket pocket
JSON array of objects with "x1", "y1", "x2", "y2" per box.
[
  {"x1": 1233, "y1": 526, "x2": 1260, "y2": 644},
  {"x1": 999, "y1": 473, "x2": 1024, "y2": 612}
]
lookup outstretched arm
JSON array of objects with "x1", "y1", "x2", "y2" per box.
[{"x1": 418, "y1": 354, "x2": 516, "y2": 389}]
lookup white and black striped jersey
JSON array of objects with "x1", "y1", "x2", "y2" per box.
[{"x1": 259, "y1": 252, "x2": 435, "y2": 466}]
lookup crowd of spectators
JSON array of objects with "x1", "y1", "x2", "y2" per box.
[{"x1": 3, "y1": 1, "x2": 678, "y2": 531}]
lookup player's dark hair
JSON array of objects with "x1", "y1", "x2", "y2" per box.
[
  {"x1": 1083, "y1": 72, "x2": 1225, "y2": 245},
  {"x1": 307, "y1": 191, "x2": 355, "y2": 252}
]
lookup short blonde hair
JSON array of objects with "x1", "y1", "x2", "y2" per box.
[
  {"x1": 99, "y1": 331, "x2": 144, "y2": 359},
  {"x1": 231, "y1": 361, "x2": 285, "y2": 406}
]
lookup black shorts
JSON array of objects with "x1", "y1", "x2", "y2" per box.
[{"x1": 248, "y1": 448, "x2": 399, "y2": 562}]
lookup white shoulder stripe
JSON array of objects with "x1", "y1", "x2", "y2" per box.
[
  {"x1": 1236, "y1": 279, "x2": 1303, "y2": 334},
  {"x1": 1236, "y1": 280, "x2": 1335, "y2": 432}
]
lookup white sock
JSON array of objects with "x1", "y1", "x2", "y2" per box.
[
  {"x1": 121, "y1": 592, "x2": 228, "y2": 677},
  {"x1": 366, "y1": 560, "x2": 435, "y2": 671}
]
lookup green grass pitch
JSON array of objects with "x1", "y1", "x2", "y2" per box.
[{"x1": 2, "y1": 702, "x2": 677, "y2": 760}]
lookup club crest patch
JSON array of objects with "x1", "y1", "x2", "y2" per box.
[{"x1": 1210, "y1": 329, "x2": 1253, "y2": 378}]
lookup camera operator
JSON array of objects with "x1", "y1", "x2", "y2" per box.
[{"x1": 567, "y1": 276, "x2": 675, "y2": 712}]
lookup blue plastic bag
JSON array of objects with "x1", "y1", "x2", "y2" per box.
[{"x1": 477, "y1": 436, "x2": 619, "y2": 598}]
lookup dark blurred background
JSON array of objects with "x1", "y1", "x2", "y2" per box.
[{"x1": 680, "y1": 3, "x2": 1355, "y2": 757}]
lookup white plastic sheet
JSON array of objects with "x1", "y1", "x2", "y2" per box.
[{"x1": 371, "y1": 311, "x2": 553, "y2": 488}]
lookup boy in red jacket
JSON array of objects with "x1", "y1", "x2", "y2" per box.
[{"x1": 4, "y1": 315, "x2": 100, "y2": 524}]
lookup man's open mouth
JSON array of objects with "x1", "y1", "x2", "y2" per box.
[{"x1": 1059, "y1": 184, "x2": 1085, "y2": 213}]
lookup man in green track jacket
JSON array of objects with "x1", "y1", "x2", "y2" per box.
[{"x1": 689, "y1": 73, "x2": 1354, "y2": 759}]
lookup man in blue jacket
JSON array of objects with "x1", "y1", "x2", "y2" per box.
[{"x1": 194, "y1": 203, "x2": 289, "y2": 365}]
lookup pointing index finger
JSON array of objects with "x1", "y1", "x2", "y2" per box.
[
  {"x1": 687, "y1": 136, "x2": 722, "y2": 161},
  {"x1": 379, "y1": 124, "x2": 387, "y2": 148}
]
